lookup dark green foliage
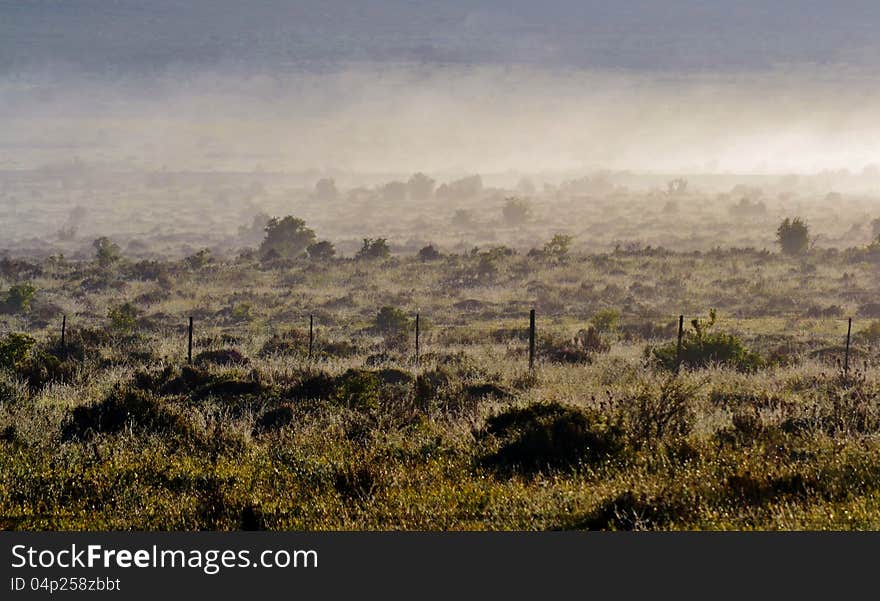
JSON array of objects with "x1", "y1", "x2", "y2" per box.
[
  {"x1": 3, "y1": 283, "x2": 36, "y2": 314},
  {"x1": 63, "y1": 389, "x2": 191, "y2": 441},
  {"x1": 356, "y1": 238, "x2": 390, "y2": 260},
  {"x1": 108, "y1": 302, "x2": 139, "y2": 335},
  {"x1": 418, "y1": 244, "x2": 442, "y2": 261},
  {"x1": 652, "y1": 310, "x2": 763, "y2": 372},
  {"x1": 333, "y1": 369, "x2": 381, "y2": 411},
  {"x1": 307, "y1": 240, "x2": 335, "y2": 260},
  {"x1": 17, "y1": 350, "x2": 78, "y2": 390},
  {"x1": 288, "y1": 371, "x2": 337, "y2": 400},
  {"x1": 133, "y1": 365, "x2": 265, "y2": 401},
  {"x1": 259, "y1": 216, "x2": 316, "y2": 259},
  {"x1": 478, "y1": 402, "x2": 627, "y2": 477},
  {"x1": 776, "y1": 217, "x2": 810, "y2": 255},
  {"x1": 0, "y1": 333, "x2": 36, "y2": 370},
  {"x1": 253, "y1": 405, "x2": 296, "y2": 435}
]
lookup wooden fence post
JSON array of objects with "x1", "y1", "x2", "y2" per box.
[
  {"x1": 675, "y1": 315, "x2": 684, "y2": 373},
  {"x1": 415, "y1": 313, "x2": 420, "y2": 366},
  {"x1": 61, "y1": 314, "x2": 66, "y2": 351},
  {"x1": 845, "y1": 317, "x2": 852, "y2": 376},
  {"x1": 309, "y1": 314, "x2": 314, "y2": 360},
  {"x1": 529, "y1": 309, "x2": 536, "y2": 370},
  {"x1": 187, "y1": 316, "x2": 193, "y2": 364}
]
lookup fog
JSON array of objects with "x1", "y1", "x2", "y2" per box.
[
  {"x1": 4, "y1": 63, "x2": 880, "y2": 175},
  {"x1": 4, "y1": 2, "x2": 880, "y2": 258}
]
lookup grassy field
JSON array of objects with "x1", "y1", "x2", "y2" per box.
[{"x1": 2, "y1": 197, "x2": 880, "y2": 530}]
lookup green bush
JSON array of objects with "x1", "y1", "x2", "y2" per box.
[
  {"x1": 108, "y1": 302, "x2": 139, "y2": 334},
  {"x1": 93, "y1": 237, "x2": 121, "y2": 267},
  {"x1": 3, "y1": 283, "x2": 36, "y2": 313},
  {"x1": 259, "y1": 216, "x2": 316, "y2": 259},
  {"x1": 776, "y1": 217, "x2": 810, "y2": 255},
  {"x1": 652, "y1": 310, "x2": 763, "y2": 372},
  {"x1": 0, "y1": 333, "x2": 36, "y2": 370},
  {"x1": 356, "y1": 238, "x2": 390, "y2": 260}
]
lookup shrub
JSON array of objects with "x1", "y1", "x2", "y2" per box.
[
  {"x1": 307, "y1": 240, "x2": 335, "y2": 261},
  {"x1": 334, "y1": 369, "x2": 381, "y2": 411},
  {"x1": 418, "y1": 245, "x2": 442, "y2": 261},
  {"x1": 259, "y1": 216, "x2": 316, "y2": 259},
  {"x1": 375, "y1": 306, "x2": 412, "y2": 335},
  {"x1": 776, "y1": 217, "x2": 810, "y2": 256},
  {"x1": 356, "y1": 238, "x2": 390, "y2": 260},
  {"x1": 541, "y1": 234, "x2": 572, "y2": 262},
  {"x1": 623, "y1": 377, "x2": 699, "y2": 443},
  {"x1": 184, "y1": 248, "x2": 212, "y2": 269},
  {"x1": 93, "y1": 237, "x2": 121, "y2": 267},
  {"x1": 590, "y1": 309, "x2": 620, "y2": 333},
  {"x1": 477, "y1": 402, "x2": 627, "y2": 476},
  {"x1": 62, "y1": 389, "x2": 191, "y2": 441},
  {"x1": 108, "y1": 302, "x2": 139, "y2": 335},
  {"x1": 230, "y1": 303, "x2": 253, "y2": 322},
  {"x1": 0, "y1": 333, "x2": 36, "y2": 370},
  {"x1": 652, "y1": 310, "x2": 763, "y2": 372},
  {"x1": 3, "y1": 283, "x2": 36, "y2": 313}
]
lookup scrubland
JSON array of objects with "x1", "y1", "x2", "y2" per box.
[{"x1": 2, "y1": 167, "x2": 880, "y2": 530}]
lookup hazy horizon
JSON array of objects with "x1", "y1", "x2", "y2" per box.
[{"x1": 4, "y1": 2, "x2": 880, "y2": 174}]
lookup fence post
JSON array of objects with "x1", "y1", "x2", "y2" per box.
[
  {"x1": 61, "y1": 314, "x2": 66, "y2": 351},
  {"x1": 845, "y1": 317, "x2": 852, "y2": 376},
  {"x1": 415, "y1": 313, "x2": 420, "y2": 366},
  {"x1": 308, "y1": 314, "x2": 314, "y2": 360},
  {"x1": 187, "y1": 316, "x2": 193, "y2": 364},
  {"x1": 675, "y1": 315, "x2": 684, "y2": 373},
  {"x1": 529, "y1": 309, "x2": 536, "y2": 370}
]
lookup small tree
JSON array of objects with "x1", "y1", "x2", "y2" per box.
[
  {"x1": 356, "y1": 238, "x2": 390, "y2": 260},
  {"x1": 502, "y1": 197, "x2": 531, "y2": 226},
  {"x1": 776, "y1": 217, "x2": 810, "y2": 255},
  {"x1": 307, "y1": 240, "x2": 336, "y2": 261},
  {"x1": 542, "y1": 234, "x2": 572, "y2": 262},
  {"x1": 93, "y1": 237, "x2": 121, "y2": 267},
  {"x1": 260, "y1": 216, "x2": 316, "y2": 259}
]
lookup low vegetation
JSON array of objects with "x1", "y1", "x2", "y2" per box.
[{"x1": 2, "y1": 176, "x2": 880, "y2": 531}]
